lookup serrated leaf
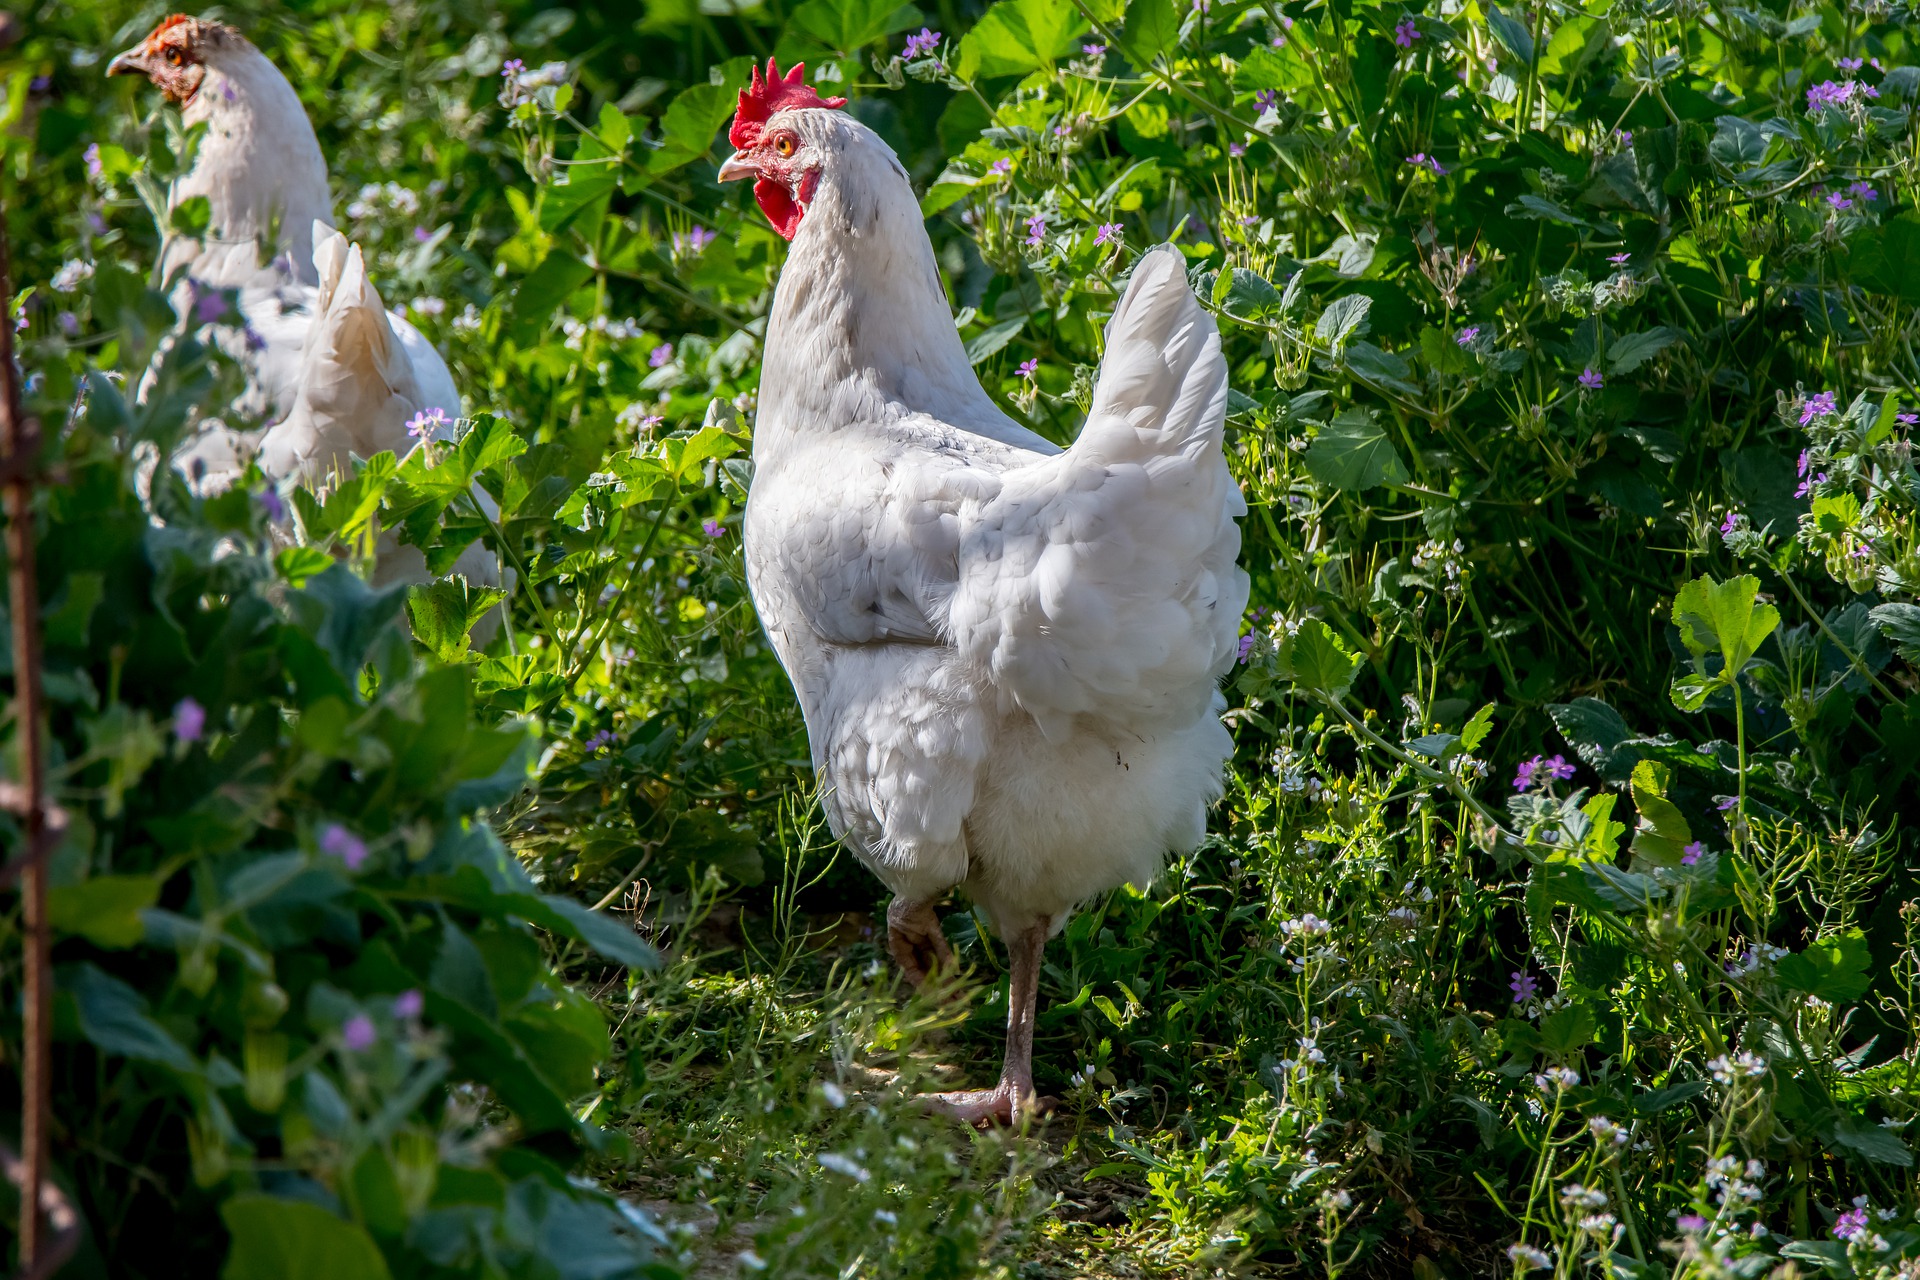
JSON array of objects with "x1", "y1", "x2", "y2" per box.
[
  {"x1": 1274, "y1": 618, "x2": 1362, "y2": 697},
  {"x1": 1486, "y1": 7, "x2": 1535, "y2": 62},
  {"x1": 1121, "y1": 0, "x2": 1181, "y2": 60},
  {"x1": 1628, "y1": 759, "x2": 1693, "y2": 868},
  {"x1": 1315, "y1": 294, "x2": 1372, "y2": 348},
  {"x1": 1829, "y1": 1116, "x2": 1914, "y2": 1167},
  {"x1": 408, "y1": 578, "x2": 508, "y2": 664},
  {"x1": 1670, "y1": 574, "x2": 1780, "y2": 675},
  {"x1": 1460, "y1": 702, "x2": 1497, "y2": 751},
  {"x1": 1776, "y1": 928, "x2": 1871, "y2": 1003},
  {"x1": 1304, "y1": 410, "x2": 1408, "y2": 491},
  {"x1": 1608, "y1": 326, "x2": 1681, "y2": 373},
  {"x1": 1869, "y1": 603, "x2": 1920, "y2": 662},
  {"x1": 965, "y1": 316, "x2": 1026, "y2": 365}
]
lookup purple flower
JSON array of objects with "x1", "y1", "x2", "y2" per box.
[
  {"x1": 1272, "y1": 34, "x2": 1288, "y2": 47},
  {"x1": 1082, "y1": 43, "x2": 1107, "y2": 57},
  {"x1": 1094, "y1": 222, "x2": 1123, "y2": 247},
  {"x1": 648, "y1": 343, "x2": 673, "y2": 368},
  {"x1": 1513, "y1": 756, "x2": 1542, "y2": 791},
  {"x1": 413, "y1": 226, "x2": 432, "y2": 243},
  {"x1": 1847, "y1": 181, "x2": 1878, "y2": 202},
  {"x1": 1827, "y1": 191, "x2": 1853, "y2": 210},
  {"x1": 674, "y1": 224, "x2": 717, "y2": 255},
  {"x1": 1456, "y1": 326, "x2": 1480, "y2": 346},
  {"x1": 1797, "y1": 449, "x2": 1810, "y2": 477},
  {"x1": 1897, "y1": 411, "x2": 1918, "y2": 427},
  {"x1": 1017, "y1": 358, "x2": 1039, "y2": 380},
  {"x1": 1616, "y1": 129, "x2": 1632, "y2": 146},
  {"x1": 701, "y1": 518, "x2": 725, "y2": 537},
  {"x1": 1510, "y1": 969, "x2": 1539, "y2": 1002},
  {"x1": 406, "y1": 406, "x2": 449, "y2": 439},
  {"x1": 84, "y1": 143, "x2": 103, "y2": 180},
  {"x1": 320, "y1": 824, "x2": 369, "y2": 871},
  {"x1": 584, "y1": 729, "x2": 616, "y2": 754},
  {"x1": 1806, "y1": 79, "x2": 1876, "y2": 112},
  {"x1": 1228, "y1": 143, "x2": 1246, "y2": 157},
  {"x1": 1795, "y1": 472, "x2": 1827, "y2": 498},
  {"x1": 1681, "y1": 841, "x2": 1704, "y2": 866},
  {"x1": 1253, "y1": 89, "x2": 1280, "y2": 113},
  {"x1": 191, "y1": 284, "x2": 227, "y2": 326},
  {"x1": 1237, "y1": 633, "x2": 1256, "y2": 663},
  {"x1": 341, "y1": 1014, "x2": 377, "y2": 1052},
  {"x1": 1544, "y1": 755, "x2": 1575, "y2": 781},
  {"x1": 902, "y1": 27, "x2": 942, "y2": 59},
  {"x1": 1833, "y1": 1207, "x2": 1869, "y2": 1241},
  {"x1": 1578, "y1": 367, "x2": 1604, "y2": 390},
  {"x1": 1404, "y1": 153, "x2": 1447, "y2": 175},
  {"x1": 57, "y1": 312, "x2": 78, "y2": 337},
  {"x1": 1025, "y1": 214, "x2": 1047, "y2": 248},
  {"x1": 393, "y1": 990, "x2": 424, "y2": 1019},
  {"x1": 1836, "y1": 56, "x2": 1864, "y2": 72},
  {"x1": 989, "y1": 158, "x2": 1012, "y2": 176},
  {"x1": 1716, "y1": 796, "x2": 1737, "y2": 811},
  {"x1": 257, "y1": 487, "x2": 287, "y2": 523},
  {"x1": 1677, "y1": 1215, "x2": 1708, "y2": 1232},
  {"x1": 1720, "y1": 510, "x2": 1741, "y2": 534},
  {"x1": 500, "y1": 58, "x2": 525, "y2": 78},
  {"x1": 174, "y1": 697, "x2": 207, "y2": 742},
  {"x1": 1393, "y1": 18, "x2": 1420, "y2": 46},
  {"x1": 1608, "y1": 253, "x2": 1631, "y2": 266}
]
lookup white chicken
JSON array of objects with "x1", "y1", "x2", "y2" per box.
[
  {"x1": 107, "y1": 15, "x2": 460, "y2": 481},
  {"x1": 719, "y1": 62, "x2": 1248, "y2": 1124}
]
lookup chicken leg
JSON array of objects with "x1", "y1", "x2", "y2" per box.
[
  {"x1": 886, "y1": 897, "x2": 954, "y2": 988},
  {"x1": 922, "y1": 921, "x2": 1052, "y2": 1127}
]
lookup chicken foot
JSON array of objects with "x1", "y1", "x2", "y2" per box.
[
  {"x1": 886, "y1": 897, "x2": 954, "y2": 988},
  {"x1": 922, "y1": 920, "x2": 1053, "y2": 1128}
]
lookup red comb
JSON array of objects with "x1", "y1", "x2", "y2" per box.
[
  {"x1": 730, "y1": 58, "x2": 847, "y2": 148},
  {"x1": 146, "y1": 14, "x2": 192, "y2": 44}
]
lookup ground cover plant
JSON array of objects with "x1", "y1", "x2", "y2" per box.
[{"x1": 3, "y1": 0, "x2": 1920, "y2": 1274}]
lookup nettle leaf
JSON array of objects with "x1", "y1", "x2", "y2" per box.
[
  {"x1": 1214, "y1": 267, "x2": 1284, "y2": 323},
  {"x1": 409, "y1": 577, "x2": 509, "y2": 665},
  {"x1": 1709, "y1": 115, "x2": 1769, "y2": 169},
  {"x1": 1275, "y1": 618, "x2": 1362, "y2": 697},
  {"x1": 1121, "y1": 0, "x2": 1181, "y2": 60},
  {"x1": 1628, "y1": 760, "x2": 1693, "y2": 868},
  {"x1": 220, "y1": 1194, "x2": 393, "y2": 1280},
  {"x1": 1810, "y1": 491, "x2": 1861, "y2": 535},
  {"x1": 1670, "y1": 573, "x2": 1779, "y2": 675},
  {"x1": 1776, "y1": 928, "x2": 1871, "y2": 1004},
  {"x1": 1580, "y1": 792, "x2": 1627, "y2": 863},
  {"x1": 965, "y1": 316, "x2": 1025, "y2": 364},
  {"x1": 1304, "y1": 410, "x2": 1409, "y2": 491}
]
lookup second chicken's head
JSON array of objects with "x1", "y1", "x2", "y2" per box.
[
  {"x1": 717, "y1": 59, "x2": 848, "y2": 241},
  {"x1": 107, "y1": 14, "x2": 241, "y2": 106}
]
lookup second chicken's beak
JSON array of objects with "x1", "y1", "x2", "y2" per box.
[
  {"x1": 716, "y1": 151, "x2": 758, "y2": 183},
  {"x1": 106, "y1": 46, "x2": 152, "y2": 78}
]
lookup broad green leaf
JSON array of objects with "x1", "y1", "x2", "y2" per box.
[
  {"x1": 43, "y1": 572, "x2": 103, "y2": 648},
  {"x1": 275, "y1": 545, "x2": 336, "y2": 588},
  {"x1": 787, "y1": 0, "x2": 920, "y2": 52},
  {"x1": 1122, "y1": 0, "x2": 1181, "y2": 61},
  {"x1": 1632, "y1": 1079, "x2": 1708, "y2": 1113},
  {"x1": 1274, "y1": 618, "x2": 1362, "y2": 697},
  {"x1": 1669, "y1": 672, "x2": 1715, "y2": 713},
  {"x1": 1810, "y1": 492, "x2": 1861, "y2": 535},
  {"x1": 67, "y1": 963, "x2": 197, "y2": 1072},
  {"x1": 1486, "y1": 7, "x2": 1535, "y2": 62},
  {"x1": 1607, "y1": 326, "x2": 1681, "y2": 373},
  {"x1": 1216, "y1": 268, "x2": 1284, "y2": 323},
  {"x1": 48, "y1": 875, "x2": 160, "y2": 949},
  {"x1": 408, "y1": 578, "x2": 509, "y2": 665},
  {"x1": 512, "y1": 251, "x2": 593, "y2": 324},
  {"x1": 1580, "y1": 792, "x2": 1626, "y2": 862},
  {"x1": 657, "y1": 424, "x2": 742, "y2": 482},
  {"x1": 1314, "y1": 294, "x2": 1372, "y2": 348},
  {"x1": 1627, "y1": 759, "x2": 1693, "y2": 868},
  {"x1": 1670, "y1": 573, "x2": 1779, "y2": 675},
  {"x1": 1868, "y1": 603, "x2": 1920, "y2": 662},
  {"x1": 955, "y1": 0, "x2": 1089, "y2": 79},
  {"x1": 1829, "y1": 1116, "x2": 1914, "y2": 1167},
  {"x1": 1460, "y1": 702, "x2": 1497, "y2": 751},
  {"x1": 1709, "y1": 115, "x2": 1768, "y2": 169},
  {"x1": 595, "y1": 101, "x2": 631, "y2": 153},
  {"x1": 1538, "y1": 1005, "x2": 1595, "y2": 1056},
  {"x1": 1304, "y1": 410, "x2": 1409, "y2": 491},
  {"x1": 965, "y1": 316, "x2": 1026, "y2": 365},
  {"x1": 1776, "y1": 928, "x2": 1871, "y2": 1003},
  {"x1": 220, "y1": 1195, "x2": 393, "y2": 1280}
]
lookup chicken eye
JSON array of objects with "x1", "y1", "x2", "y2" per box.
[
  {"x1": 774, "y1": 136, "x2": 796, "y2": 157},
  {"x1": 166, "y1": 49, "x2": 183, "y2": 65}
]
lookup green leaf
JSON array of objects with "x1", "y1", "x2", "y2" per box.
[
  {"x1": 787, "y1": 0, "x2": 920, "y2": 53},
  {"x1": 1304, "y1": 410, "x2": 1409, "y2": 491},
  {"x1": 169, "y1": 194, "x2": 212, "y2": 237},
  {"x1": 595, "y1": 101, "x2": 631, "y2": 153},
  {"x1": 43, "y1": 572, "x2": 103, "y2": 648},
  {"x1": 1121, "y1": 0, "x2": 1182, "y2": 61},
  {"x1": 1459, "y1": 702, "x2": 1497, "y2": 751},
  {"x1": 954, "y1": 0, "x2": 1089, "y2": 79},
  {"x1": 1670, "y1": 573, "x2": 1780, "y2": 675},
  {"x1": 1632, "y1": 1079, "x2": 1708, "y2": 1114},
  {"x1": 1829, "y1": 1115, "x2": 1914, "y2": 1167},
  {"x1": 1486, "y1": 6, "x2": 1535, "y2": 62},
  {"x1": 48, "y1": 875, "x2": 160, "y2": 949},
  {"x1": 1274, "y1": 618, "x2": 1362, "y2": 697},
  {"x1": 1607, "y1": 326, "x2": 1680, "y2": 373},
  {"x1": 512, "y1": 252, "x2": 593, "y2": 325},
  {"x1": 965, "y1": 316, "x2": 1026, "y2": 365},
  {"x1": 66, "y1": 964, "x2": 197, "y2": 1073},
  {"x1": 1580, "y1": 791, "x2": 1626, "y2": 862},
  {"x1": 1216, "y1": 268, "x2": 1284, "y2": 323},
  {"x1": 1869, "y1": 603, "x2": 1920, "y2": 662},
  {"x1": 408, "y1": 578, "x2": 509, "y2": 664},
  {"x1": 1538, "y1": 1005, "x2": 1595, "y2": 1056},
  {"x1": 1776, "y1": 928, "x2": 1871, "y2": 1003},
  {"x1": 220, "y1": 1194, "x2": 394, "y2": 1280},
  {"x1": 1627, "y1": 760, "x2": 1693, "y2": 868},
  {"x1": 1314, "y1": 294, "x2": 1372, "y2": 349},
  {"x1": 275, "y1": 545, "x2": 336, "y2": 589}
]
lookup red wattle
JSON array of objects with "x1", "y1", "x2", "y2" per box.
[{"x1": 756, "y1": 177, "x2": 803, "y2": 240}]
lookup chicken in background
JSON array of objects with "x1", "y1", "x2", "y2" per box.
[
  {"x1": 107, "y1": 15, "x2": 497, "y2": 597},
  {"x1": 107, "y1": 15, "x2": 459, "y2": 486},
  {"x1": 720, "y1": 62, "x2": 1248, "y2": 1125}
]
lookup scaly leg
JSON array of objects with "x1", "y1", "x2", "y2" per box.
[
  {"x1": 923, "y1": 920, "x2": 1051, "y2": 1127},
  {"x1": 886, "y1": 897, "x2": 954, "y2": 988}
]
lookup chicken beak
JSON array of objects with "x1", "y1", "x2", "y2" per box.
[
  {"x1": 106, "y1": 46, "x2": 152, "y2": 78},
  {"x1": 716, "y1": 151, "x2": 759, "y2": 183}
]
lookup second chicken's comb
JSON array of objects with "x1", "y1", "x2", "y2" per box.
[{"x1": 730, "y1": 58, "x2": 847, "y2": 147}]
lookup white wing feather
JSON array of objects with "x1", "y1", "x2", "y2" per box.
[{"x1": 947, "y1": 245, "x2": 1248, "y2": 736}]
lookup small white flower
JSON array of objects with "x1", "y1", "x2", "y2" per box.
[
  {"x1": 452, "y1": 303, "x2": 483, "y2": 333},
  {"x1": 1559, "y1": 1183, "x2": 1608, "y2": 1210},
  {"x1": 50, "y1": 260, "x2": 93, "y2": 293},
  {"x1": 817, "y1": 1152, "x2": 871, "y2": 1182},
  {"x1": 1588, "y1": 1116, "x2": 1629, "y2": 1147},
  {"x1": 1298, "y1": 1036, "x2": 1326, "y2": 1064},
  {"x1": 739, "y1": 1249, "x2": 767, "y2": 1271},
  {"x1": 411, "y1": 295, "x2": 446, "y2": 317},
  {"x1": 1280, "y1": 913, "x2": 1332, "y2": 939},
  {"x1": 820, "y1": 1081, "x2": 847, "y2": 1108},
  {"x1": 1506, "y1": 1242, "x2": 1553, "y2": 1270}
]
